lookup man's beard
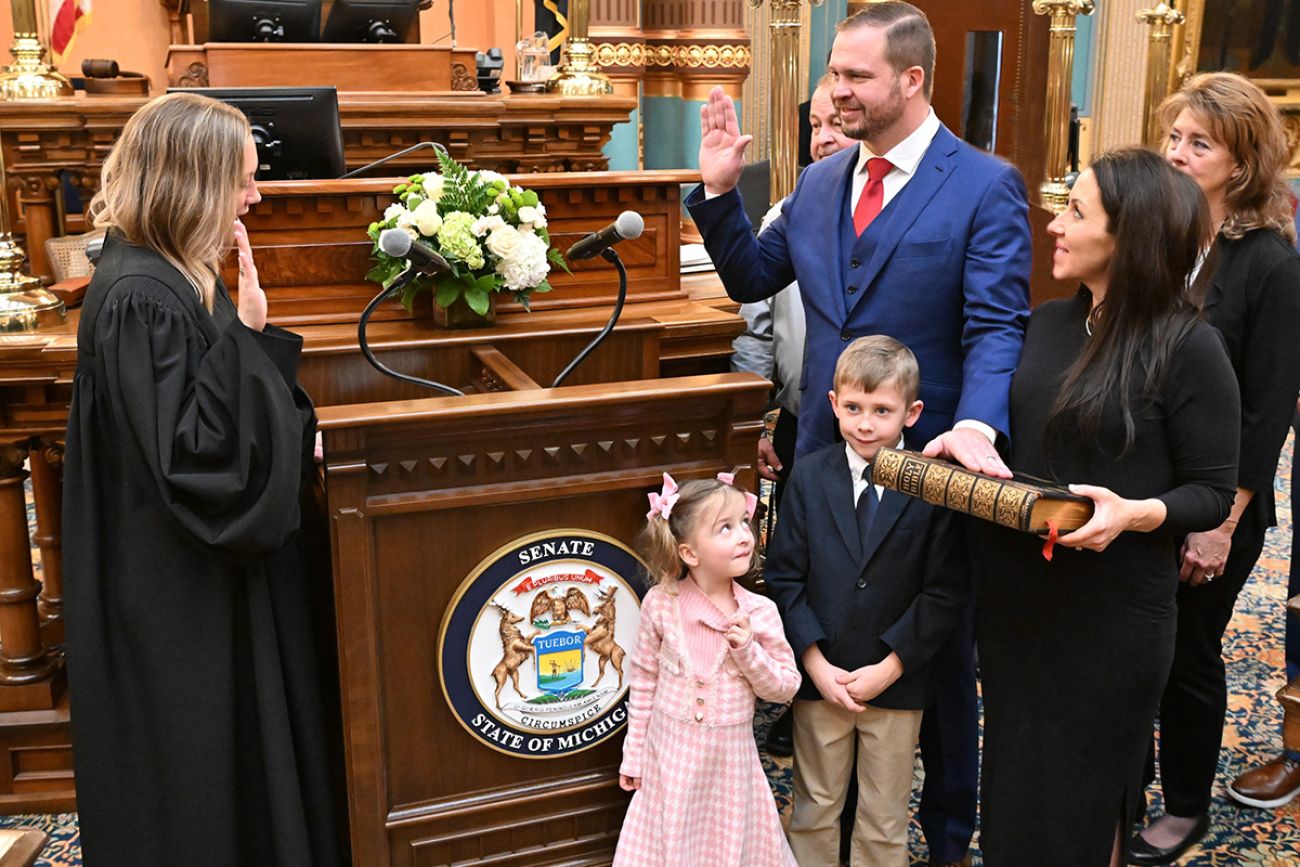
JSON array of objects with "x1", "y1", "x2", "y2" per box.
[{"x1": 837, "y1": 75, "x2": 905, "y2": 142}]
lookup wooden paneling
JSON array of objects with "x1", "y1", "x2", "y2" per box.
[
  {"x1": 318, "y1": 373, "x2": 769, "y2": 864},
  {"x1": 0, "y1": 93, "x2": 637, "y2": 280}
]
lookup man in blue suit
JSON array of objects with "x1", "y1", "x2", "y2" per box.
[{"x1": 686, "y1": 4, "x2": 1031, "y2": 864}]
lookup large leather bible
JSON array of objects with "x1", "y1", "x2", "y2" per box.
[{"x1": 871, "y1": 447, "x2": 1093, "y2": 534}]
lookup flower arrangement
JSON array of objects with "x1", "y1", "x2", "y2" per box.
[{"x1": 365, "y1": 151, "x2": 568, "y2": 316}]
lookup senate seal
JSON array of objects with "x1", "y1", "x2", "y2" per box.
[{"x1": 439, "y1": 530, "x2": 646, "y2": 758}]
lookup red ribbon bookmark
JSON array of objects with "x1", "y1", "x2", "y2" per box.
[{"x1": 1041, "y1": 520, "x2": 1060, "y2": 561}]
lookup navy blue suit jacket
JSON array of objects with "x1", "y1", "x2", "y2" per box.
[
  {"x1": 763, "y1": 443, "x2": 969, "y2": 708},
  {"x1": 687, "y1": 124, "x2": 1032, "y2": 457}
]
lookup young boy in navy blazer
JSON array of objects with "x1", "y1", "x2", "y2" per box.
[{"x1": 765, "y1": 335, "x2": 969, "y2": 867}]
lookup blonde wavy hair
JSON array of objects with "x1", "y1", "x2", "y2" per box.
[
  {"x1": 636, "y1": 480, "x2": 757, "y2": 590},
  {"x1": 89, "y1": 92, "x2": 251, "y2": 311},
  {"x1": 1158, "y1": 72, "x2": 1296, "y2": 243}
]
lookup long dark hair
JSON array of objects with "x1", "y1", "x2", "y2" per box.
[{"x1": 1044, "y1": 148, "x2": 1210, "y2": 456}]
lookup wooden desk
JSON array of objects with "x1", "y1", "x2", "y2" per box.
[
  {"x1": 234, "y1": 171, "x2": 697, "y2": 325},
  {"x1": 0, "y1": 92, "x2": 636, "y2": 280},
  {"x1": 0, "y1": 169, "x2": 743, "y2": 815}
]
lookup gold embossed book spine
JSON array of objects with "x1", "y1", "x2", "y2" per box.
[{"x1": 871, "y1": 447, "x2": 1091, "y2": 534}]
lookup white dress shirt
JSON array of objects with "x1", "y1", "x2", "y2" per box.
[
  {"x1": 849, "y1": 108, "x2": 941, "y2": 216},
  {"x1": 846, "y1": 439, "x2": 901, "y2": 507}
]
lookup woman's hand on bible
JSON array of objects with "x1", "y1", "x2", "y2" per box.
[
  {"x1": 1179, "y1": 526, "x2": 1231, "y2": 586},
  {"x1": 233, "y1": 219, "x2": 267, "y2": 332},
  {"x1": 1056, "y1": 484, "x2": 1166, "y2": 552}
]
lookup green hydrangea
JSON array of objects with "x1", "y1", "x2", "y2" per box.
[{"x1": 438, "y1": 211, "x2": 485, "y2": 270}]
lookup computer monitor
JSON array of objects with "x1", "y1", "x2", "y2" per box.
[
  {"x1": 321, "y1": 0, "x2": 418, "y2": 44},
  {"x1": 208, "y1": 0, "x2": 322, "y2": 42},
  {"x1": 174, "y1": 87, "x2": 346, "y2": 181}
]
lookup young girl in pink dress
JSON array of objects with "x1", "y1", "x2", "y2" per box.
[{"x1": 614, "y1": 472, "x2": 800, "y2": 866}]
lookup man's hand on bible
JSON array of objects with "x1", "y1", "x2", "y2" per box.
[
  {"x1": 698, "y1": 87, "x2": 752, "y2": 196},
  {"x1": 922, "y1": 427, "x2": 1011, "y2": 478}
]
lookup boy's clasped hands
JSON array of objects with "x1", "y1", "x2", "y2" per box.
[{"x1": 803, "y1": 645, "x2": 904, "y2": 710}]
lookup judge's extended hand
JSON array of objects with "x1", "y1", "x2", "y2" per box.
[
  {"x1": 922, "y1": 427, "x2": 1012, "y2": 478},
  {"x1": 233, "y1": 219, "x2": 267, "y2": 332},
  {"x1": 699, "y1": 86, "x2": 753, "y2": 196},
  {"x1": 1057, "y1": 484, "x2": 1167, "y2": 553}
]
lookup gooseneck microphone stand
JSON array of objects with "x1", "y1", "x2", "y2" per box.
[
  {"x1": 550, "y1": 247, "x2": 627, "y2": 388},
  {"x1": 357, "y1": 267, "x2": 466, "y2": 397}
]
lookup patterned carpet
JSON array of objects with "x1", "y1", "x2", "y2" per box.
[{"x1": 5, "y1": 438, "x2": 1299, "y2": 865}]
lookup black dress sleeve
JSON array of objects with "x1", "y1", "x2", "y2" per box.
[
  {"x1": 1235, "y1": 245, "x2": 1300, "y2": 493},
  {"x1": 1155, "y1": 322, "x2": 1240, "y2": 537},
  {"x1": 96, "y1": 277, "x2": 309, "y2": 555}
]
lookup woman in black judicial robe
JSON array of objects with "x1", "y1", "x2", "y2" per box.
[
  {"x1": 972, "y1": 150, "x2": 1239, "y2": 866},
  {"x1": 62, "y1": 93, "x2": 344, "y2": 866}
]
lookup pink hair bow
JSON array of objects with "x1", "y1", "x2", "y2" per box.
[
  {"x1": 646, "y1": 472, "x2": 680, "y2": 521},
  {"x1": 716, "y1": 471, "x2": 759, "y2": 521}
]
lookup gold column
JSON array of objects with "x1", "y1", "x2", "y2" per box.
[
  {"x1": 761, "y1": 0, "x2": 821, "y2": 201},
  {"x1": 1033, "y1": 0, "x2": 1095, "y2": 213},
  {"x1": 0, "y1": 0, "x2": 73, "y2": 101},
  {"x1": 1137, "y1": 3, "x2": 1185, "y2": 146},
  {"x1": 548, "y1": 0, "x2": 615, "y2": 95}
]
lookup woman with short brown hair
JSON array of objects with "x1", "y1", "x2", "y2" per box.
[{"x1": 1132, "y1": 71, "x2": 1300, "y2": 864}]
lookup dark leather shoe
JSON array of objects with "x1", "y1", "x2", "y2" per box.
[
  {"x1": 1127, "y1": 813, "x2": 1209, "y2": 865},
  {"x1": 764, "y1": 705, "x2": 794, "y2": 757},
  {"x1": 1228, "y1": 755, "x2": 1300, "y2": 808},
  {"x1": 928, "y1": 855, "x2": 971, "y2": 867}
]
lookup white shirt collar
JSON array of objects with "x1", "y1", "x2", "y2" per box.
[
  {"x1": 844, "y1": 436, "x2": 906, "y2": 483},
  {"x1": 854, "y1": 109, "x2": 941, "y2": 178}
]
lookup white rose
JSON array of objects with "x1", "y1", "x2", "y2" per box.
[
  {"x1": 496, "y1": 232, "x2": 551, "y2": 291},
  {"x1": 383, "y1": 203, "x2": 405, "y2": 222},
  {"x1": 472, "y1": 215, "x2": 507, "y2": 237},
  {"x1": 476, "y1": 170, "x2": 507, "y2": 188},
  {"x1": 421, "y1": 172, "x2": 445, "y2": 202},
  {"x1": 485, "y1": 224, "x2": 524, "y2": 260},
  {"x1": 517, "y1": 205, "x2": 542, "y2": 226},
  {"x1": 488, "y1": 204, "x2": 500, "y2": 215},
  {"x1": 413, "y1": 200, "x2": 443, "y2": 236}
]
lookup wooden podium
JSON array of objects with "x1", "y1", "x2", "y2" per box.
[{"x1": 319, "y1": 364, "x2": 767, "y2": 863}]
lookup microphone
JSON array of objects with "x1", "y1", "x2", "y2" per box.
[
  {"x1": 338, "y1": 141, "x2": 448, "y2": 180},
  {"x1": 379, "y1": 228, "x2": 452, "y2": 275},
  {"x1": 566, "y1": 211, "x2": 644, "y2": 261}
]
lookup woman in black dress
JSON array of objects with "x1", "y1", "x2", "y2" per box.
[
  {"x1": 1132, "y1": 72, "x2": 1300, "y2": 864},
  {"x1": 63, "y1": 93, "x2": 344, "y2": 865},
  {"x1": 975, "y1": 149, "x2": 1239, "y2": 867}
]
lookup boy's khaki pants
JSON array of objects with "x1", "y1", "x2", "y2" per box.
[{"x1": 787, "y1": 698, "x2": 923, "y2": 867}]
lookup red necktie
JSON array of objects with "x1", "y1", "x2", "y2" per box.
[{"x1": 853, "y1": 157, "x2": 893, "y2": 236}]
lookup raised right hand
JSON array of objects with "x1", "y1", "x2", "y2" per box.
[
  {"x1": 699, "y1": 86, "x2": 753, "y2": 196},
  {"x1": 233, "y1": 219, "x2": 267, "y2": 332}
]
